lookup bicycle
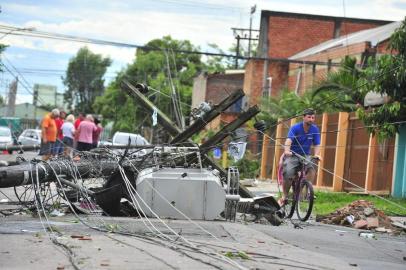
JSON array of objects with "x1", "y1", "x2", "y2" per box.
[{"x1": 277, "y1": 153, "x2": 318, "y2": 221}]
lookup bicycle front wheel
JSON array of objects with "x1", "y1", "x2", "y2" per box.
[{"x1": 296, "y1": 180, "x2": 314, "y2": 221}]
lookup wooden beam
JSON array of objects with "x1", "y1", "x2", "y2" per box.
[
  {"x1": 333, "y1": 112, "x2": 349, "y2": 192},
  {"x1": 260, "y1": 131, "x2": 270, "y2": 180},
  {"x1": 316, "y1": 113, "x2": 328, "y2": 187},
  {"x1": 365, "y1": 135, "x2": 378, "y2": 191}
]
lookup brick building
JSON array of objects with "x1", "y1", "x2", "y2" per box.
[
  {"x1": 288, "y1": 21, "x2": 400, "y2": 94},
  {"x1": 244, "y1": 10, "x2": 392, "y2": 106},
  {"x1": 192, "y1": 70, "x2": 246, "y2": 130}
]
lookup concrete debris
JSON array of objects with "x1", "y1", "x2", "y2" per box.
[
  {"x1": 359, "y1": 232, "x2": 375, "y2": 239},
  {"x1": 392, "y1": 221, "x2": 406, "y2": 230},
  {"x1": 316, "y1": 200, "x2": 402, "y2": 234},
  {"x1": 240, "y1": 178, "x2": 258, "y2": 187}
]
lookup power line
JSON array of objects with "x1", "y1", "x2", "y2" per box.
[
  {"x1": 0, "y1": 24, "x2": 340, "y2": 66},
  {"x1": 0, "y1": 62, "x2": 49, "y2": 107}
]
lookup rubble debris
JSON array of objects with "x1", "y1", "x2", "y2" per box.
[
  {"x1": 316, "y1": 200, "x2": 402, "y2": 234},
  {"x1": 359, "y1": 232, "x2": 375, "y2": 239}
]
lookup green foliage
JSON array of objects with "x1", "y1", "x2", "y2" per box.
[
  {"x1": 0, "y1": 44, "x2": 7, "y2": 72},
  {"x1": 275, "y1": 17, "x2": 406, "y2": 140},
  {"x1": 94, "y1": 36, "x2": 206, "y2": 136},
  {"x1": 313, "y1": 191, "x2": 406, "y2": 216},
  {"x1": 63, "y1": 47, "x2": 112, "y2": 113},
  {"x1": 223, "y1": 251, "x2": 250, "y2": 260},
  {"x1": 313, "y1": 56, "x2": 366, "y2": 108},
  {"x1": 232, "y1": 151, "x2": 260, "y2": 179},
  {"x1": 259, "y1": 84, "x2": 351, "y2": 124},
  {"x1": 356, "y1": 18, "x2": 406, "y2": 139}
]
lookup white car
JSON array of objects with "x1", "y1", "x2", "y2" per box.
[
  {"x1": 0, "y1": 126, "x2": 14, "y2": 154},
  {"x1": 18, "y1": 129, "x2": 42, "y2": 146},
  {"x1": 111, "y1": 132, "x2": 150, "y2": 156},
  {"x1": 112, "y1": 132, "x2": 149, "y2": 146}
]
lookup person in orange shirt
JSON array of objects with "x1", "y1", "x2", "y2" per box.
[{"x1": 39, "y1": 108, "x2": 60, "y2": 160}]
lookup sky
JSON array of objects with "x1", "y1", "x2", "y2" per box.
[{"x1": 0, "y1": 0, "x2": 405, "y2": 105}]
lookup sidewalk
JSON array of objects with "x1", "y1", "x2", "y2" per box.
[{"x1": 243, "y1": 179, "x2": 281, "y2": 197}]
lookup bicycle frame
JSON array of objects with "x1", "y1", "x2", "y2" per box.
[{"x1": 277, "y1": 153, "x2": 316, "y2": 221}]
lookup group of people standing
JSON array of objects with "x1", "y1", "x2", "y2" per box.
[{"x1": 40, "y1": 109, "x2": 103, "y2": 160}]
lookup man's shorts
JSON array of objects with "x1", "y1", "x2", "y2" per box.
[
  {"x1": 282, "y1": 155, "x2": 318, "y2": 180},
  {"x1": 39, "y1": 141, "x2": 55, "y2": 156}
]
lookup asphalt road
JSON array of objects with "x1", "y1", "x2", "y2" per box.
[{"x1": 0, "y1": 151, "x2": 405, "y2": 270}]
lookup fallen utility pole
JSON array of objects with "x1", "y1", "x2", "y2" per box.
[
  {"x1": 0, "y1": 159, "x2": 119, "y2": 188},
  {"x1": 0, "y1": 144, "x2": 156, "y2": 152},
  {"x1": 171, "y1": 89, "x2": 245, "y2": 144},
  {"x1": 200, "y1": 105, "x2": 259, "y2": 154},
  {"x1": 121, "y1": 81, "x2": 256, "y2": 198},
  {"x1": 122, "y1": 80, "x2": 182, "y2": 137}
]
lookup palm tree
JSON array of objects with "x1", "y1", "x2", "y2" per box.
[{"x1": 311, "y1": 56, "x2": 366, "y2": 111}]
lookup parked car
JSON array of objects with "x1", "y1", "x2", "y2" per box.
[
  {"x1": 110, "y1": 132, "x2": 150, "y2": 156},
  {"x1": 18, "y1": 129, "x2": 42, "y2": 146},
  {"x1": 98, "y1": 140, "x2": 113, "y2": 147},
  {"x1": 0, "y1": 126, "x2": 14, "y2": 154},
  {"x1": 112, "y1": 132, "x2": 149, "y2": 146}
]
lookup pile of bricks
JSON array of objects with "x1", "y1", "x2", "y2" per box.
[{"x1": 316, "y1": 200, "x2": 397, "y2": 233}]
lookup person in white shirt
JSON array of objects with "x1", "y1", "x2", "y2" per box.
[{"x1": 61, "y1": 114, "x2": 76, "y2": 157}]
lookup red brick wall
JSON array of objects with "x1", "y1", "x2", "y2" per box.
[
  {"x1": 244, "y1": 12, "x2": 392, "y2": 106},
  {"x1": 288, "y1": 42, "x2": 371, "y2": 93},
  {"x1": 205, "y1": 73, "x2": 244, "y2": 104},
  {"x1": 268, "y1": 63, "x2": 289, "y2": 97},
  {"x1": 267, "y1": 13, "x2": 390, "y2": 58},
  {"x1": 340, "y1": 21, "x2": 386, "y2": 36},
  {"x1": 243, "y1": 60, "x2": 264, "y2": 106},
  {"x1": 376, "y1": 40, "x2": 392, "y2": 54},
  {"x1": 268, "y1": 16, "x2": 335, "y2": 58}
]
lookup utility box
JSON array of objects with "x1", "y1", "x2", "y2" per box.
[{"x1": 135, "y1": 167, "x2": 226, "y2": 220}]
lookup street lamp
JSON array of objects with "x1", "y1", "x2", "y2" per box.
[{"x1": 0, "y1": 27, "x2": 35, "y2": 40}]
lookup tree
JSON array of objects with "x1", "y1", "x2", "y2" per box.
[
  {"x1": 0, "y1": 44, "x2": 6, "y2": 72},
  {"x1": 312, "y1": 56, "x2": 366, "y2": 109},
  {"x1": 63, "y1": 47, "x2": 111, "y2": 113},
  {"x1": 94, "y1": 36, "x2": 205, "y2": 137},
  {"x1": 259, "y1": 85, "x2": 355, "y2": 126},
  {"x1": 357, "y1": 18, "x2": 406, "y2": 140}
]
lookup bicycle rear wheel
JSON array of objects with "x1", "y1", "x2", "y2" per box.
[
  {"x1": 296, "y1": 180, "x2": 314, "y2": 221},
  {"x1": 283, "y1": 189, "x2": 296, "y2": 219}
]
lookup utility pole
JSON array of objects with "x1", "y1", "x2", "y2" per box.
[
  {"x1": 33, "y1": 85, "x2": 38, "y2": 120},
  {"x1": 231, "y1": 28, "x2": 259, "y2": 67},
  {"x1": 231, "y1": 5, "x2": 259, "y2": 67},
  {"x1": 248, "y1": 5, "x2": 256, "y2": 58},
  {"x1": 235, "y1": 35, "x2": 240, "y2": 69},
  {"x1": 6, "y1": 77, "x2": 17, "y2": 117}
]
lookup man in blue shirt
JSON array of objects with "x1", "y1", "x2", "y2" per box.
[{"x1": 280, "y1": 108, "x2": 321, "y2": 205}]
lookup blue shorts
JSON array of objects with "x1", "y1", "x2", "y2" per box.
[{"x1": 39, "y1": 141, "x2": 55, "y2": 155}]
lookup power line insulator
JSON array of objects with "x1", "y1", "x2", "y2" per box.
[
  {"x1": 254, "y1": 120, "x2": 266, "y2": 133},
  {"x1": 135, "y1": 83, "x2": 148, "y2": 94}
]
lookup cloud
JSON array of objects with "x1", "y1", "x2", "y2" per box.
[
  {"x1": 4, "y1": 0, "x2": 405, "y2": 65},
  {"x1": 1, "y1": 6, "x2": 239, "y2": 64}
]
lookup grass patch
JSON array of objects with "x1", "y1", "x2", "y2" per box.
[{"x1": 313, "y1": 191, "x2": 406, "y2": 216}]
